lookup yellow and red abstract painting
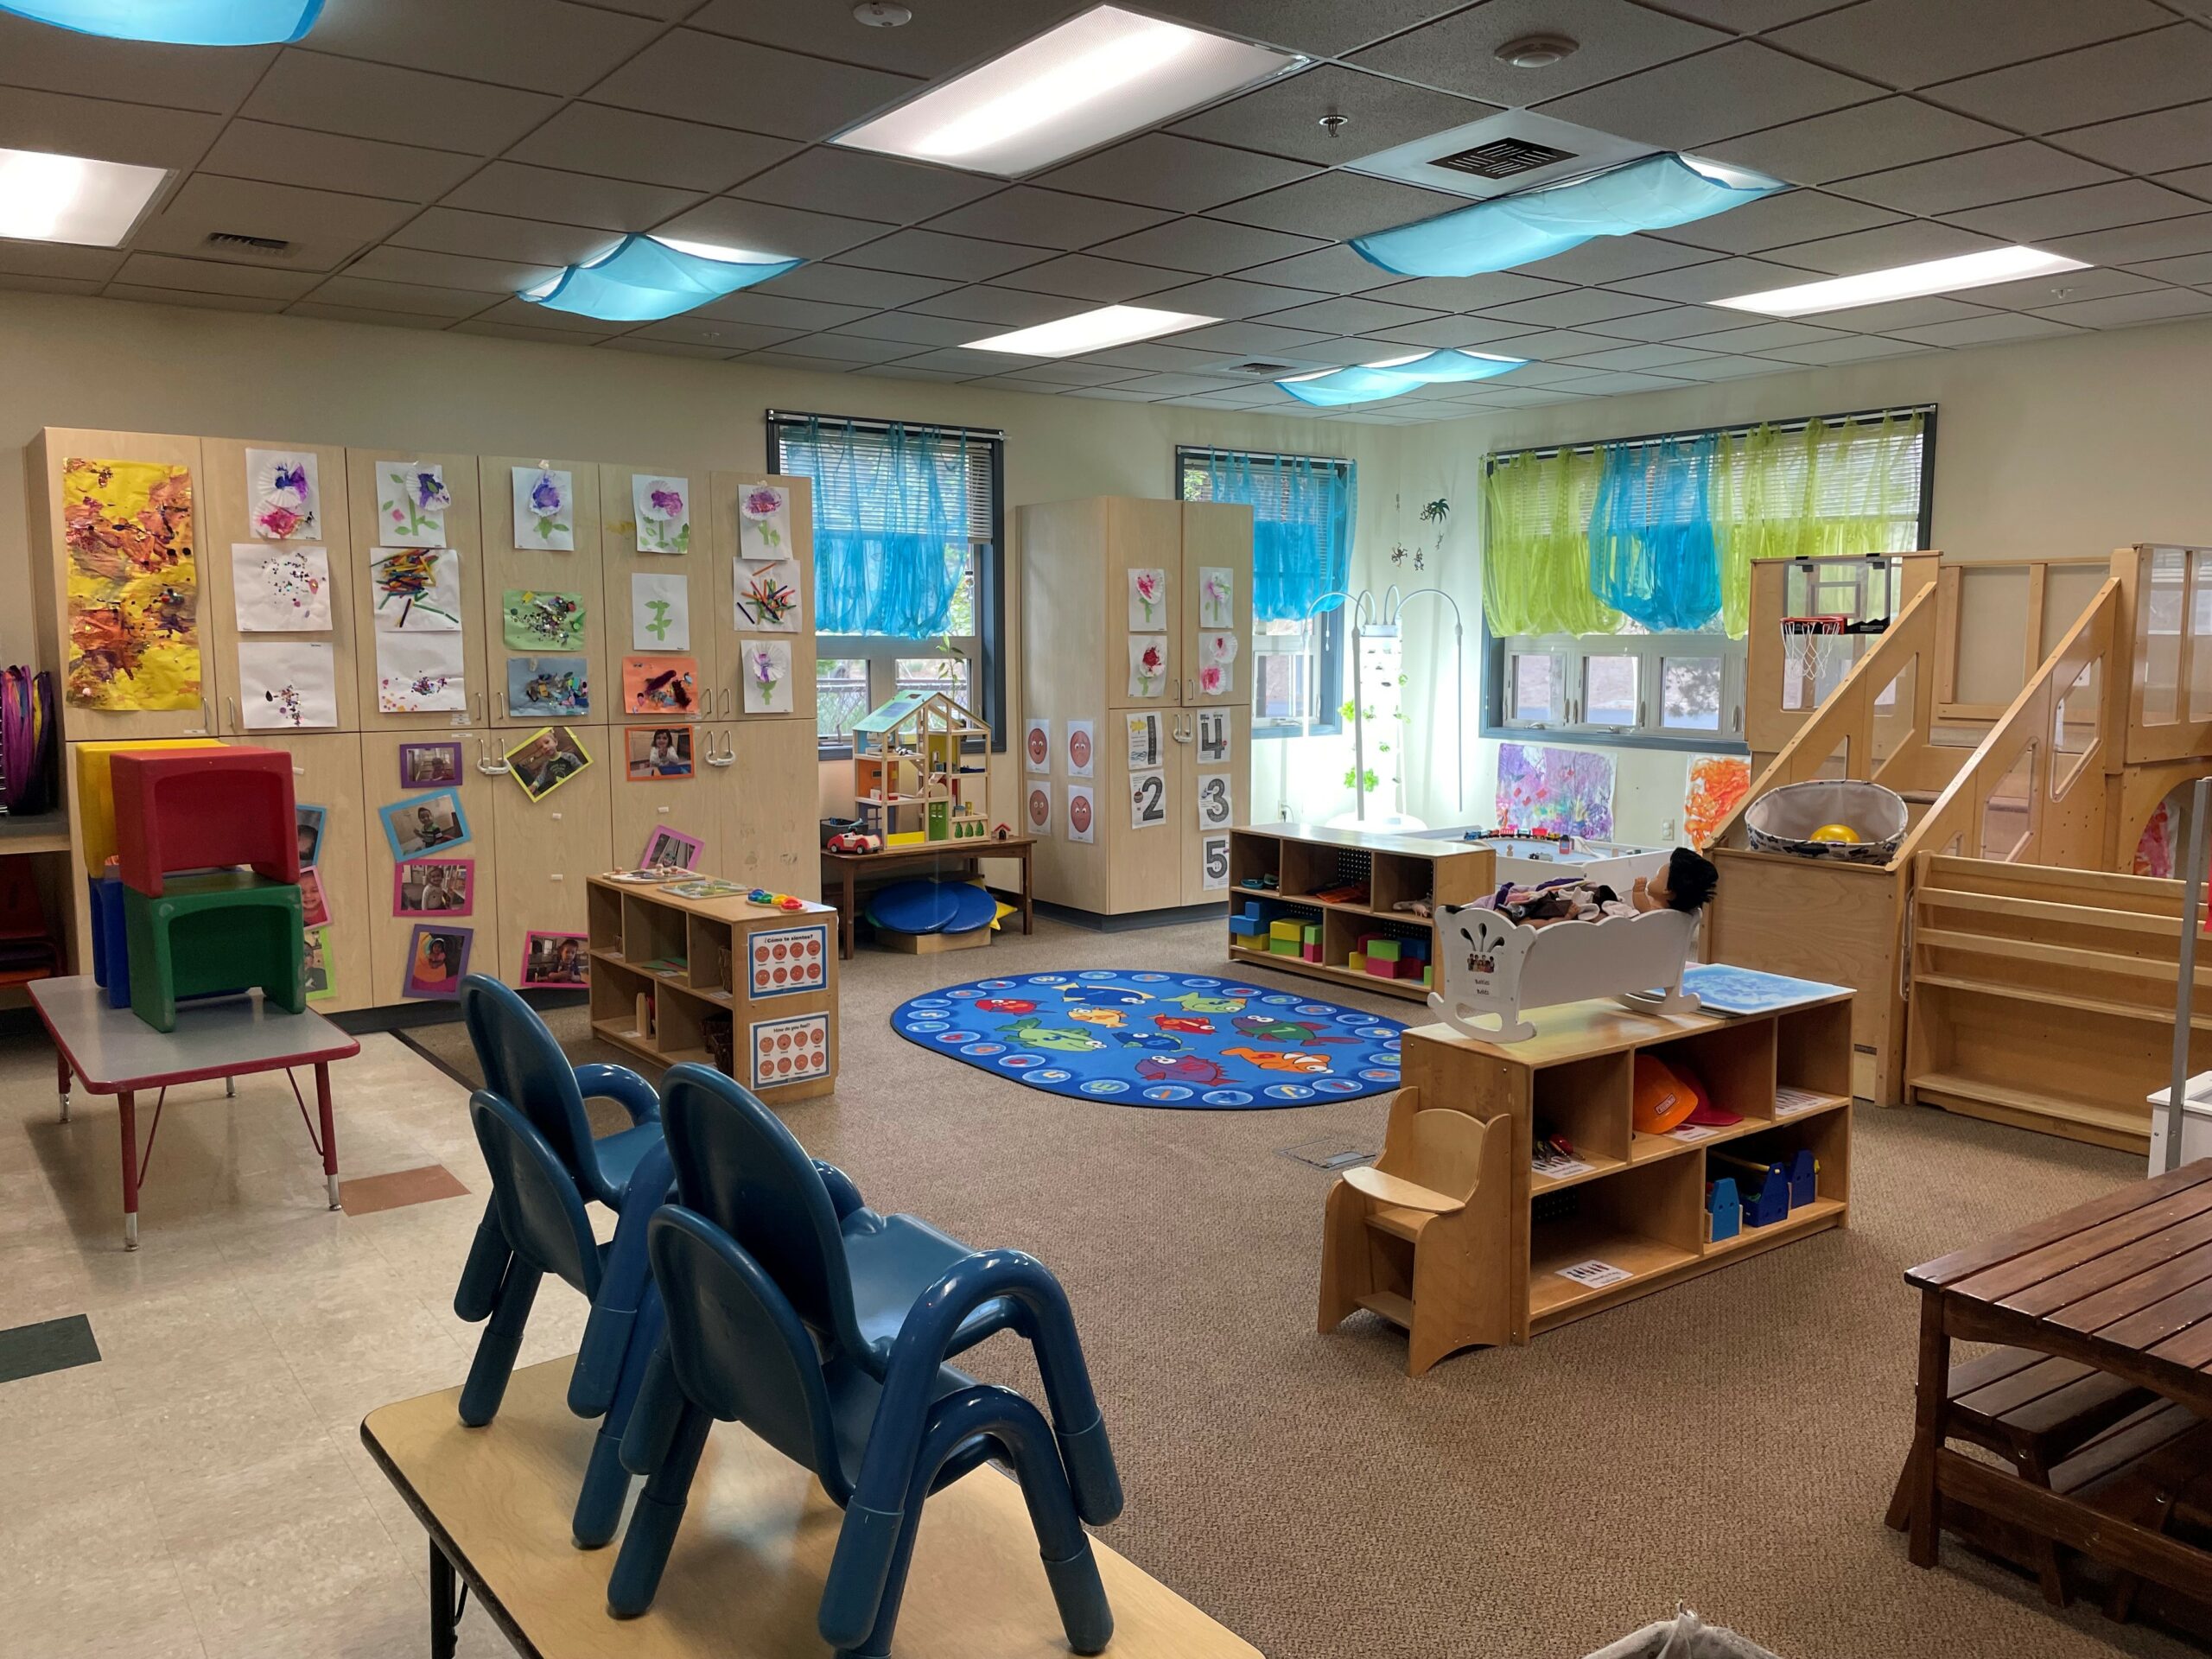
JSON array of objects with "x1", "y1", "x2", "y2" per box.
[
  {"x1": 1683, "y1": 755, "x2": 1751, "y2": 849},
  {"x1": 63, "y1": 457, "x2": 200, "y2": 711}
]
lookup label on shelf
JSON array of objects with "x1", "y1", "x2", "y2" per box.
[
  {"x1": 1535, "y1": 1158, "x2": 1595, "y2": 1179},
  {"x1": 1775, "y1": 1085, "x2": 1829, "y2": 1118},
  {"x1": 1555, "y1": 1259, "x2": 1630, "y2": 1289},
  {"x1": 1667, "y1": 1124, "x2": 1718, "y2": 1143}
]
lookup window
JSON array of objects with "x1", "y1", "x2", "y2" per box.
[
  {"x1": 1177, "y1": 445, "x2": 1355, "y2": 737},
  {"x1": 1483, "y1": 407, "x2": 1932, "y2": 751},
  {"x1": 767, "y1": 411, "x2": 1003, "y2": 758}
]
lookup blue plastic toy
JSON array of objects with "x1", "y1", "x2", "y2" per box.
[
  {"x1": 1786, "y1": 1148, "x2": 1817, "y2": 1210},
  {"x1": 607, "y1": 1065, "x2": 1122, "y2": 1652},
  {"x1": 1714, "y1": 1152, "x2": 1790, "y2": 1228},
  {"x1": 1705, "y1": 1176, "x2": 1740, "y2": 1243}
]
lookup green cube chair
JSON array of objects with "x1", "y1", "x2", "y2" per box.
[{"x1": 122, "y1": 871, "x2": 305, "y2": 1033}]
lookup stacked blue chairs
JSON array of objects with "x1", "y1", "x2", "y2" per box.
[
  {"x1": 607, "y1": 1065, "x2": 1122, "y2": 1655},
  {"x1": 451, "y1": 975, "x2": 671, "y2": 1544}
]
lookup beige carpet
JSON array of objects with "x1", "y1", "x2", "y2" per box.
[{"x1": 404, "y1": 917, "x2": 2196, "y2": 1659}]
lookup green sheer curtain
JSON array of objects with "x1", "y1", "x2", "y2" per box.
[{"x1": 1482, "y1": 410, "x2": 1926, "y2": 641}]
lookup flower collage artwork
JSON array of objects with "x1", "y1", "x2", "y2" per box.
[
  {"x1": 62, "y1": 457, "x2": 200, "y2": 711},
  {"x1": 739, "y1": 483, "x2": 788, "y2": 558},
  {"x1": 631, "y1": 572, "x2": 689, "y2": 651},
  {"x1": 1128, "y1": 635, "x2": 1166, "y2": 699},
  {"x1": 632, "y1": 474, "x2": 690, "y2": 554},
  {"x1": 743, "y1": 639, "x2": 791, "y2": 714},
  {"x1": 377, "y1": 461, "x2": 451, "y2": 547},
  {"x1": 512, "y1": 466, "x2": 574, "y2": 551},
  {"x1": 246, "y1": 448, "x2": 319, "y2": 540},
  {"x1": 1198, "y1": 631, "x2": 1236, "y2": 698}
]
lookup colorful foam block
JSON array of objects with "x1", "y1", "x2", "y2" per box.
[
  {"x1": 1348, "y1": 950, "x2": 1366, "y2": 973},
  {"x1": 1366, "y1": 938, "x2": 1402, "y2": 963},
  {"x1": 111, "y1": 746, "x2": 297, "y2": 896},
  {"x1": 1269, "y1": 938, "x2": 1300, "y2": 956},
  {"x1": 1268, "y1": 918, "x2": 1304, "y2": 941},
  {"x1": 122, "y1": 870, "x2": 304, "y2": 1033},
  {"x1": 1228, "y1": 914, "x2": 1267, "y2": 938},
  {"x1": 73, "y1": 739, "x2": 227, "y2": 875},
  {"x1": 1302, "y1": 944, "x2": 1321, "y2": 962}
]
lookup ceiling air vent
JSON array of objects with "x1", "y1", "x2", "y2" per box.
[
  {"x1": 1227, "y1": 359, "x2": 1300, "y2": 376},
  {"x1": 1432, "y1": 137, "x2": 1575, "y2": 181},
  {"x1": 205, "y1": 231, "x2": 292, "y2": 255}
]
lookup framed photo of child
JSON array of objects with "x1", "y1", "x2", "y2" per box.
[
  {"x1": 626, "y1": 726, "x2": 694, "y2": 780},
  {"x1": 504, "y1": 724, "x2": 594, "y2": 803},
  {"x1": 403, "y1": 923, "x2": 472, "y2": 1000},
  {"x1": 398, "y1": 741, "x2": 462, "y2": 788},
  {"x1": 379, "y1": 789, "x2": 471, "y2": 861},
  {"x1": 639, "y1": 826, "x2": 703, "y2": 871},
  {"x1": 521, "y1": 931, "x2": 589, "y2": 988},
  {"x1": 394, "y1": 857, "x2": 474, "y2": 918},
  {"x1": 296, "y1": 804, "x2": 326, "y2": 869}
]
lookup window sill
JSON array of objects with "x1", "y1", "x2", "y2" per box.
[
  {"x1": 1255, "y1": 719, "x2": 1342, "y2": 740},
  {"x1": 1484, "y1": 725, "x2": 1750, "y2": 758}
]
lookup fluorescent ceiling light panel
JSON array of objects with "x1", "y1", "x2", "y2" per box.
[
  {"x1": 519, "y1": 233, "x2": 803, "y2": 322},
  {"x1": 0, "y1": 0, "x2": 323, "y2": 45},
  {"x1": 1277, "y1": 348, "x2": 1523, "y2": 408},
  {"x1": 835, "y1": 4, "x2": 1297, "y2": 176},
  {"x1": 1715, "y1": 246, "x2": 2091, "y2": 317},
  {"x1": 968, "y1": 303, "x2": 1216, "y2": 357},
  {"x1": 0, "y1": 146, "x2": 166, "y2": 247}
]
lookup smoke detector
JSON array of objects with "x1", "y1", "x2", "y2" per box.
[
  {"x1": 854, "y1": 3, "x2": 911, "y2": 25},
  {"x1": 1496, "y1": 34, "x2": 1578, "y2": 68}
]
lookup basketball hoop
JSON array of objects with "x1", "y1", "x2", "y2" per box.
[{"x1": 1779, "y1": 614, "x2": 1852, "y2": 711}]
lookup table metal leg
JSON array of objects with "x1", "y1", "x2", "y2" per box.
[
  {"x1": 55, "y1": 1046, "x2": 70, "y2": 1124},
  {"x1": 118, "y1": 1088, "x2": 139, "y2": 1251},
  {"x1": 429, "y1": 1537, "x2": 466, "y2": 1659},
  {"x1": 1021, "y1": 847, "x2": 1034, "y2": 935},
  {"x1": 315, "y1": 1062, "x2": 340, "y2": 1210},
  {"x1": 224, "y1": 1075, "x2": 235, "y2": 1099},
  {"x1": 842, "y1": 867, "x2": 857, "y2": 959},
  {"x1": 1906, "y1": 1288, "x2": 1950, "y2": 1567}
]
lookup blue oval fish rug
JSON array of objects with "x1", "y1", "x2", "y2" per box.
[{"x1": 890, "y1": 970, "x2": 1407, "y2": 1109}]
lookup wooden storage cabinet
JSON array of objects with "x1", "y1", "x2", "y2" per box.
[
  {"x1": 598, "y1": 461, "x2": 715, "y2": 723},
  {"x1": 709, "y1": 473, "x2": 815, "y2": 723},
  {"x1": 487, "y1": 728, "x2": 613, "y2": 984},
  {"x1": 483, "y1": 456, "x2": 604, "y2": 728},
  {"x1": 346, "y1": 448, "x2": 491, "y2": 733},
  {"x1": 263, "y1": 731, "x2": 372, "y2": 1014},
  {"x1": 358, "y1": 729, "x2": 503, "y2": 1003}
]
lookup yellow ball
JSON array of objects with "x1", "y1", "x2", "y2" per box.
[{"x1": 1808, "y1": 822, "x2": 1861, "y2": 844}]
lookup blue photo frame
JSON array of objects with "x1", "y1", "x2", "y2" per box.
[{"x1": 379, "y1": 787, "x2": 473, "y2": 861}]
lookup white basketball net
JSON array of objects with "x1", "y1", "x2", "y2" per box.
[{"x1": 1779, "y1": 616, "x2": 1853, "y2": 711}]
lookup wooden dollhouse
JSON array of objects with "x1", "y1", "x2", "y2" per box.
[{"x1": 850, "y1": 689, "x2": 991, "y2": 842}]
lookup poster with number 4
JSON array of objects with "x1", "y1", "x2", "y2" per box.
[
  {"x1": 1196, "y1": 772, "x2": 1232, "y2": 830},
  {"x1": 1129, "y1": 769, "x2": 1166, "y2": 830},
  {"x1": 1196, "y1": 709, "x2": 1231, "y2": 765}
]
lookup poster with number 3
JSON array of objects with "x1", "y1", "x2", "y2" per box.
[{"x1": 1196, "y1": 772, "x2": 1232, "y2": 830}]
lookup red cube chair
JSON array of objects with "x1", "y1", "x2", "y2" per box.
[{"x1": 111, "y1": 746, "x2": 298, "y2": 896}]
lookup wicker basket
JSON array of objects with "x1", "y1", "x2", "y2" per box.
[{"x1": 1745, "y1": 779, "x2": 1908, "y2": 863}]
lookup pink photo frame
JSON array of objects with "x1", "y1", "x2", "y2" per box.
[
  {"x1": 521, "y1": 931, "x2": 590, "y2": 988},
  {"x1": 638, "y1": 827, "x2": 704, "y2": 872},
  {"x1": 394, "y1": 856, "x2": 475, "y2": 917}
]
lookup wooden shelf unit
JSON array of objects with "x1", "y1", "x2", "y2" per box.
[
  {"x1": 1224, "y1": 825, "x2": 1495, "y2": 1002},
  {"x1": 1397, "y1": 991, "x2": 1854, "y2": 1344},
  {"x1": 584, "y1": 876, "x2": 836, "y2": 1103}
]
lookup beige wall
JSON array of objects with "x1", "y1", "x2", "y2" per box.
[
  {"x1": 1360, "y1": 312, "x2": 2212, "y2": 845},
  {"x1": 0, "y1": 288, "x2": 1382, "y2": 836}
]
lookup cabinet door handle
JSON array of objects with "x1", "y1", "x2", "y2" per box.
[
  {"x1": 706, "y1": 728, "x2": 735, "y2": 767},
  {"x1": 197, "y1": 696, "x2": 212, "y2": 735},
  {"x1": 225, "y1": 696, "x2": 238, "y2": 730},
  {"x1": 495, "y1": 690, "x2": 507, "y2": 719},
  {"x1": 473, "y1": 691, "x2": 486, "y2": 726}
]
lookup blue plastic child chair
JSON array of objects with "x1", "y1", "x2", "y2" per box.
[{"x1": 607, "y1": 1065, "x2": 1122, "y2": 1653}]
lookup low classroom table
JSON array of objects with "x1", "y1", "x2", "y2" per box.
[
  {"x1": 1900, "y1": 1160, "x2": 2212, "y2": 1601},
  {"x1": 28, "y1": 976, "x2": 360, "y2": 1250},
  {"x1": 363, "y1": 1357, "x2": 1261, "y2": 1659},
  {"x1": 818, "y1": 834, "x2": 1036, "y2": 959}
]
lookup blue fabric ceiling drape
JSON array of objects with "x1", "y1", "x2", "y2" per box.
[
  {"x1": 803, "y1": 417, "x2": 969, "y2": 638},
  {"x1": 1586, "y1": 434, "x2": 1723, "y2": 632},
  {"x1": 522, "y1": 235, "x2": 801, "y2": 322},
  {"x1": 1193, "y1": 450, "x2": 1354, "y2": 620}
]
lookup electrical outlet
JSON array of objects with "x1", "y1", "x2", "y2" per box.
[{"x1": 1660, "y1": 817, "x2": 1676, "y2": 840}]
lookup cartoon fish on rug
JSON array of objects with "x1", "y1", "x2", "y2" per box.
[
  {"x1": 1111, "y1": 1032, "x2": 1181, "y2": 1052},
  {"x1": 1135, "y1": 1054, "x2": 1233, "y2": 1086},
  {"x1": 1153, "y1": 1014, "x2": 1214, "y2": 1034},
  {"x1": 1067, "y1": 1007, "x2": 1125, "y2": 1028},
  {"x1": 1059, "y1": 986, "x2": 1152, "y2": 1007},
  {"x1": 1220, "y1": 1046, "x2": 1331, "y2": 1074},
  {"x1": 974, "y1": 997, "x2": 1037, "y2": 1014},
  {"x1": 1231, "y1": 1015, "x2": 1357, "y2": 1047},
  {"x1": 1166, "y1": 991, "x2": 1245, "y2": 1013},
  {"x1": 995, "y1": 1014, "x2": 1104, "y2": 1053}
]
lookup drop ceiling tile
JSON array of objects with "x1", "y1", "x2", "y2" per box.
[
  {"x1": 960, "y1": 377, "x2": 1076, "y2": 397},
  {"x1": 1441, "y1": 384, "x2": 1585, "y2": 407},
  {"x1": 1550, "y1": 370, "x2": 1695, "y2": 395},
  {"x1": 1582, "y1": 303, "x2": 1746, "y2": 340},
  {"x1": 1700, "y1": 98, "x2": 2009, "y2": 186},
  {"x1": 133, "y1": 175, "x2": 417, "y2": 273},
  {"x1": 2127, "y1": 252, "x2": 2212, "y2": 287},
  {"x1": 1660, "y1": 355, "x2": 1798, "y2": 380},
  {"x1": 1352, "y1": 0, "x2": 1726, "y2": 103},
  {"x1": 1163, "y1": 390, "x2": 1286, "y2": 409},
  {"x1": 1087, "y1": 217, "x2": 1325, "y2": 276},
  {"x1": 1954, "y1": 181, "x2": 2209, "y2": 243},
  {"x1": 995, "y1": 362, "x2": 1146, "y2": 386},
  {"x1": 734, "y1": 149, "x2": 1001, "y2": 226},
  {"x1": 1510, "y1": 235, "x2": 1719, "y2": 285},
  {"x1": 2048, "y1": 214, "x2": 2212, "y2": 265},
  {"x1": 508, "y1": 105, "x2": 798, "y2": 193},
  {"x1": 0, "y1": 242, "x2": 124, "y2": 281},
  {"x1": 1254, "y1": 294, "x2": 1444, "y2": 334},
  {"x1": 826, "y1": 311, "x2": 991, "y2": 346},
  {"x1": 1232, "y1": 337, "x2": 1376, "y2": 367},
  {"x1": 2031, "y1": 288, "x2": 2212, "y2": 328},
  {"x1": 1646, "y1": 0, "x2": 1862, "y2": 29},
  {"x1": 840, "y1": 227, "x2": 1052, "y2": 281},
  {"x1": 1832, "y1": 143, "x2": 2120, "y2": 217},
  {"x1": 1887, "y1": 313, "x2": 2084, "y2": 346},
  {"x1": 1369, "y1": 271, "x2": 1571, "y2": 310},
  {"x1": 240, "y1": 52, "x2": 561, "y2": 154},
  {"x1": 345, "y1": 245, "x2": 562, "y2": 294},
  {"x1": 1141, "y1": 1, "x2": 1474, "y2": 57},
  {"x1": 739, "y1": 352, "x2": 866, "y2": 374},
  {"x1": 1766, "y1": 220, "x2": 2004, "y2": 276},
  {"x1": 113, "y1": 252, "x2": 320, "y2": 299},
  {"x1": 757, "y1": 264, "x2": 957, "y2": 308},
  {"x1": 1494, "y1": 361, "x2": 1605, "y2": 386},
  {"x1": 1929, "y1": 27, "x2": 2212, "y2": 136},
  {"x1": 1166, "y1": 320, "x2": 1330, "y2": 355},
  {"x1": 1109, "y1": 372, "x2": 1248, "y2": 396},
  {"x1": 995, "y1": 254, "x2": 1192, "y2": 302},
  {"x1": 1783, "y1": 296, "x2": 1996, "y2": 331},
  {"x1": 287, "y1": 300, "x2": 454, "y2": 330},
  {"x1": 924, "y1": 188, "x2": 1172, "y2": 250},
  {"x1": 1548, "y1": 342, "x2": 1709, "y2": 372},
  {"x1": 301, "y1": 276, "x2": 495, "y2": 318},
  {"x1": 441, "y1": 162, "x2": 703, "y2": 233},
  {"x1": 2161, "y1": 165, "x2": 2212, "y2": 207},
  {"x1": 1360, "y1": 315, "x2": 1537, "y2": 350},
  {"x1": 894, "y1": 347, "x2": 1047, "y2": 375},
  {"x1": 106, "y1": 284, "x2": 289, "y2": 315},
  {"x1": 1208, "y1": 248, "x2": 1382, "y2": 300},
  {"x1": 1535, "y1": 41, "x2": 1883, "y2": 152},
  {"x1": 199, "y1": 121, "x2": 480, "y2": 203},
  {"x1": 1656, "y1": 190, "x2": 1899, "y2": 257},
  {"x1": 1675, "y1": 318, "x2": 1843, "y2": 351},
  {"x1": 1769, "y1": 0, "x2": 2171, "y2": 90},
  {"x1": 0, "y1": 16, "x2": 271, "y2": 113},
  {"x1": 391, "y1": 207, "x2": 620, "y2": 268},
  {"x1": 471, "y1": 296, "x2": 632, "y2": 333},
  {"x1": 771, "y1": 333, "x2": 925, "y2": 364},
  {"x1": 300, "y1": 0, "x2": 660, "y2": 97},
  {"x1": 1762, "y1": 334, "x2": 1928, "y2": 363},
  {"x1": 906, "y1": 286, "x2": 1085, "y2": 327},
  {"x1": 598, "y1": 337, "x2": 738, "y2": 359},
  {"x1": 1610, "y1": 256, "x2": 1826, "y2": 302},
  {"x1": 1478, "y1": 327, "x2": 1638, "y2": 359},
  {"x1": 1209, "y1": 171, "x2": 1467, "y2": 242},
  {"x1": 1070, "y1": 342, "x2": 1244, "y2": 372},
  {"x1": 453, "y1": 318, "x2": 602, "y2": 344},
  {"x1": 589, "y1": 30, "x2": 919, "y2": 141},
  {"x1": 646, "y1": 197, "x2": 892, "y2": 260},
  {"x1": 1035, "y1": 134, "x2": 1317, "y2": 214},
  {"x1": 688, "y1": 0, "x2": 1078, "y2": 75},
  {"x1": 1171, "y1": 65, "x2": 1496, "y2": 166},
  {"x1": 0, "y1": 84, "x2": 219, "y2": 172},
  {"x1": 1133, "y1": 276, "x2": 1331, "y2": 319},
  {"x1": 1476, "y1": 289, "x2": 1673, "y2": 328},
  {"x1": 1965, "y1": 265, "x2": 2164, "y2": 308},
  {"x1": 1059, "y1": 385, "x2": 1169, "y2": 401},
  {"x1": 687, "y1": 291, "x2": 872, "y2": 330},
  {"x1": 2057, "y1": 102, "x2": 2212, "y2": 176},
  {"x1": 863, "y1": 365, "x2": 984, "y2": 382},
  {"x1": 0, "y1": 273, "x2": 102, "y2": 297},
  {"x1": 626, "y1": 317, "x2": 799, "y2": 350},
  {"x1": 573, "y1": 0, "x2": 696, "y2": 19}
]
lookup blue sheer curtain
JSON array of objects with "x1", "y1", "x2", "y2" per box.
[
  {"x1": 801, "y1": 417, "x2": 969, "y2": 637},
  {"x1": 1586, "y1": 434, "x2": 1723, "y2": 632},
  {"x1": 1193, "y1": 450, "x2": 1354, "y2": 620}
]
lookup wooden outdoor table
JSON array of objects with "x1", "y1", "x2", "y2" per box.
[
  {"x1": 362, "y1": 1357, "x2": 1262, "y2": 1659},
  {"x1": 1900, "y1": 1160, "x2": 2212, "y2": 1603},
  {"x1": 818, "y1": 835, "x2": 1036, "y2": 959},
  {"x1": 28, "y1": 975, "x2": 360, "y2": 1249}
]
